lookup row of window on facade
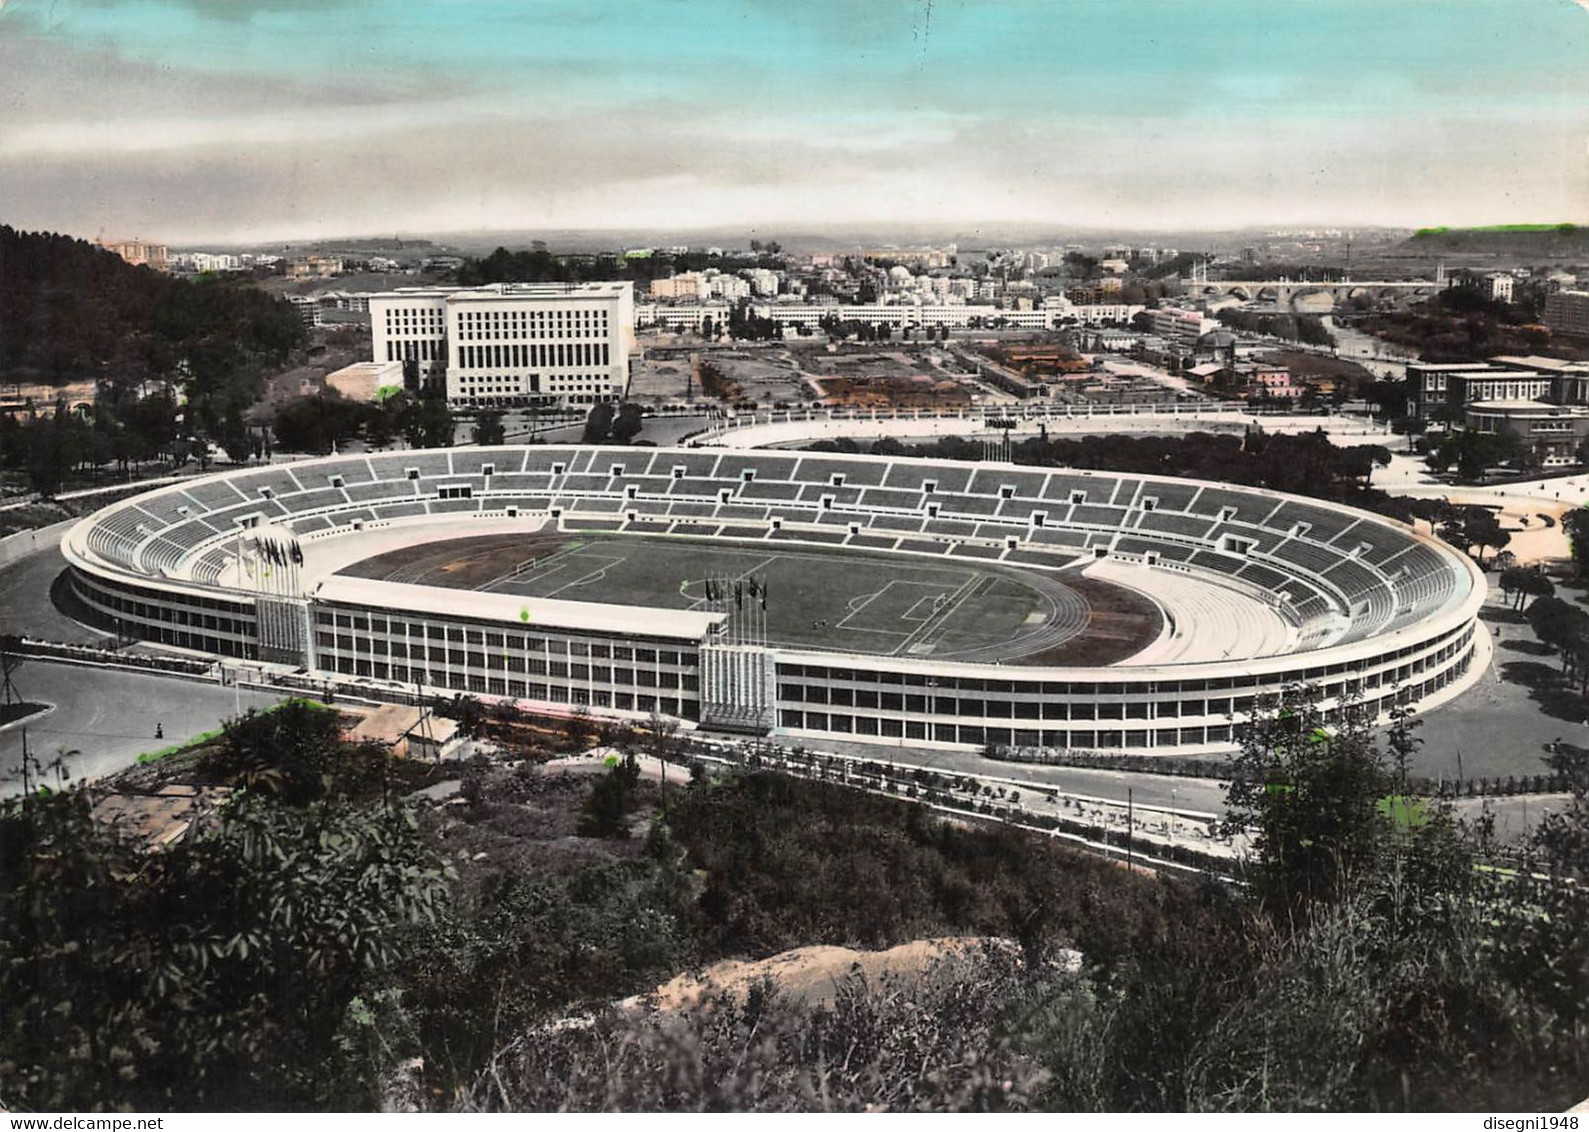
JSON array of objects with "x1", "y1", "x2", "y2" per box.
[
  {"x1": 773, "y1": 627, "x2": 1469, "y2": 698},
  {"x1": 777, "y1": 662, "x2": 1465, "y2": 747},
  {"x1": 458, "y1": 342, "x2": 610, "y2": 370},
  {"x1": 323, "y1": 653, "x2": 694, "y2": 718}
]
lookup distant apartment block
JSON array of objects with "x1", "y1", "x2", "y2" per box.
[
  {"x1": 289, "y1": 256, "x2": 344, "y2": 280},
  {"x1": 100, "y1": 238, "x2": 168, "y2": 270},
  {"x1": 1545, "y1": 290, "x2": 1589, "y2": 339},
  {"x1": 743, "y1": 267, "x2": 780, "y2": 296},
  {"x1": 650, "y1": 273, "x2": 708, "y2": 301},
  {"x1": 188, "y1": 252, "x2": 242, "y2": 272},
  {"x1": 1151, "y1": 307, "x2": 1218, "y2": 353},
  {"x1": 369, "y1": 282, "x2": 635, "y2": 408},
  {"x1": 862, "y1": 247, "x2": 952, "y2": 269}
]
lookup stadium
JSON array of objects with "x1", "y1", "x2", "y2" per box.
[{"x1": 59, "y1": 444, "x2": 1486, "y2": 754}]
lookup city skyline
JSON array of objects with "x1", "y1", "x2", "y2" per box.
[{"x1": 2, "y1": 0, "x2": 1587, "y2": 244}]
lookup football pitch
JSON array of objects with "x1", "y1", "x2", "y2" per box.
[{"x1": 338, "y1": 531, "x2": 1154, "y2": 663}]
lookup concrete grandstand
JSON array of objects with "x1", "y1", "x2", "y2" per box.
[{"x1": 60, "y1": 445, "x2": 1485, "y2": 755}]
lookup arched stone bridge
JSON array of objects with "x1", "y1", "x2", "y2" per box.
[{"x1": 1187, "y1": 278, "x2": 1446, "y2": 310}]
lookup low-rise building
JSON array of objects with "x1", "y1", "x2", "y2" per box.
[
  {"x1": 1465, "y1": 400, "x2": 1589, "y2": 466},
  {"x1": 325, "y1": 360, "x2": 405, "y2": 400},
  {"x1": 1406, "y1": 361, "x2": 1502, "y2": 419},
  {"x1": 343, "y1": 703, "x2": 464, "y2": 760}
]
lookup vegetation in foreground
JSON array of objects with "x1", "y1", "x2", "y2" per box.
[{"x1": 1, "y1": 696, "x2": 1586, "y2": 1112}]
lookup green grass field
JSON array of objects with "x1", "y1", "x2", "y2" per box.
[
  {"x1": 481, "y1": 536, "x2": 1085, "y2": 660},
  {"x1": 338, "y1": 532, "x2": 1123, "y2": 662}
]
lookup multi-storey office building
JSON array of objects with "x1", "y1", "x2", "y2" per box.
[
  {"x1": 1544, "y1": 290, "x2": 1589, "y2": 340},
  {"x1": 369, "y1": 286, "x2": 451, "y2": 384},
  {"x1": 369, "y1": 282, "x2": 635, "y2": 408}
]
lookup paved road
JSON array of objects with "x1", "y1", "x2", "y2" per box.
[
  {"x1": 0, "y1": 545, "x2": 110, "y2": 644},
  {"x1": 512, "y1": 412, "x2": 714, "y2": 447},
  {"x1": 763, "y1": 734, "x2": 1230, "y2": 815},
  {"x1": 1, "y1": 660, "x2": 286, "y2": 795}
]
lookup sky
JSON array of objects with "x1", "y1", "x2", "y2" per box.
[{"x1": 2, "y1": 0, "x2": 1587, "y2": 245}]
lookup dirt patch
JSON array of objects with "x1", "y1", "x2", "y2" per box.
[
  {"x1": 338, "y1": 531, "x2": 576, "y2": 587},
  {"x1": 623, "y1": 937, "x2": 1051, "y2": 1012}
]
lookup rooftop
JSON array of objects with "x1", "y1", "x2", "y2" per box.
[
  {"x1": 448, "y1": 281, "x2": 633, "y2": 302},
  {"x1": 369, "y1": 281, "x2": 634, "y2": 303},
  {"x1": 1467, "y1": 399, "x2": 1589, "y2": 414},
  {"x1": 313, "y1": 575, "x2": 724, "y2": 642},
  {"x1": 1490, "y1": 355, "x2": 1589, "y2": 374}
]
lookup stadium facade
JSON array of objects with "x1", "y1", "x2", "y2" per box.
[{"x1": 60, "y1": 446, "x2": 1485, "y2": 754}]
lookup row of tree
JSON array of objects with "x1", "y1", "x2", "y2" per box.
[
  {"x1": 270, "y1": 387, "x2": 455, "y2": 455},
  {"x1": 456, "y1": 244, "x2": 787, "y2": 289},
  {"x1": 1214, "y1": 307, "x2": 1336, "y2": 347},
  {"x1": 579, "y1": 401, "x2": 644, "y2": 445},
  {"x1": 810, "y1": 427, "x2": 1400, "y2": 515}
]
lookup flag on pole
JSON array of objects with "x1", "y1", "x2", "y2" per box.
[
  {"x1": 734, "y1": 581, "x2": 743, "y2": 608},
  {"x1": 291, "y1": 541, "x2": 303, "y2": 566},
  {"x1": 760, "y1": 577, "x2": 767, "y2": 610}
]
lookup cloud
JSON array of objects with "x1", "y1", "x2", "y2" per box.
[
  {"x1": 4, "y1": 88, "x2": 1583, "y2": 243},
  {"x1": 3, "y1": 0, "x2": 1586, "y2": 240}
]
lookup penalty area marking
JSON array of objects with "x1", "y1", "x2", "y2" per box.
[{"x1": 544, "y1": 554, "x2": 628, "y2": 597}]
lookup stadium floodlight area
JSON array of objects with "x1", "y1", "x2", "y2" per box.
[{"x1": 60, "y1": 446, "x2": 1485, "y2": 755}]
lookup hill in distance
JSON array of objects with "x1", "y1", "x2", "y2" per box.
[{"x1": 1402, "y1": 223, "x2": 1589, "y2": 260}]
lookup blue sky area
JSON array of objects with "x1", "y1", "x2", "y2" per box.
[{"x1": 2, "y1": 0, "x2": 1586, "y2": 242}]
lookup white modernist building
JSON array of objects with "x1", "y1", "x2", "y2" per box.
[{"x1": 369, "y1": 282, "x2": 636, "y2": 409}]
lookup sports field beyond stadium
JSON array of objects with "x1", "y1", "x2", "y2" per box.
[{"x1": 338, "y1": 532, "x2": 1161, "y2": 665}]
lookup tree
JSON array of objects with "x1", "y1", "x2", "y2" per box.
[
  {"x1": 646, "y1": 709, "x2": 682, "y2": 804},
  {"x1": 1222, "y1": 688, "x2": 1394, "y2": 913},
  {"x1": 0, "y1": 775, "x2": 449, "y2": 1110},
  {"x1": 581, "y1": 402, "x2": 615, "y2": 444},
  {"x1": 1465, "y1": 510, "x2": 1511, "y2": 566},
  {"x1": 1501, "y1": 566, "x2": 1554, "y2": 610},
  {"x1": 474, "y1": 409, "x2": 506, "y2": 447},
  {"x1": 399, "y1": 390, "x2": 455, "y2": 449},
  {"x1": 610, "y1": 402, "x2": 644, "y2": 445},
  {"x1": 1564, "y1": 507, "x2": 1589, "y2": 578},
  {"x1": 577, "y1": 754, "x2": 640, "y2": 837},
  {"x1": 1365, "y1": 379, "x2": 1411, "y2": 420},
  {"x1": 275, "y1": 393, "x2": 368, "y2": 455},
  {"x1": 444, "y1": 693, "x2": 487, "y2": 740},
  {"x1": 1390, "y1": 415, "x2": 1426, "y2": 453}
]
